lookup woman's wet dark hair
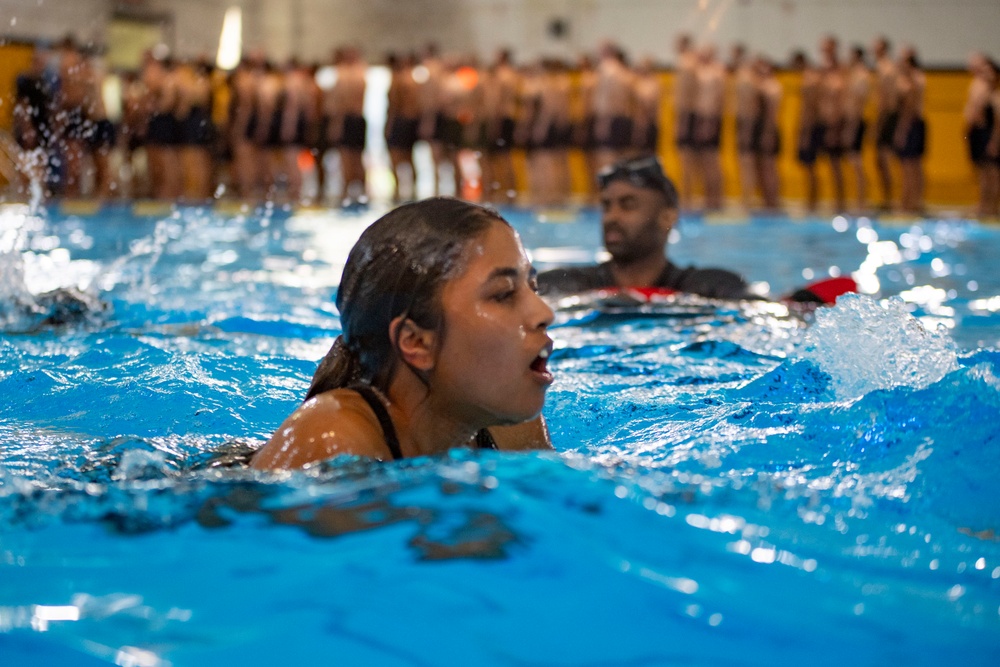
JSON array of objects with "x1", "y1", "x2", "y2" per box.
[{"x1": 306, "y1": 197, "x2": 509, "y2": 400}]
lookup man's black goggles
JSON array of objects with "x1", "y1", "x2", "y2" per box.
[{"x1": 596, "y1": 156, "x2": 678, "y2": 207}]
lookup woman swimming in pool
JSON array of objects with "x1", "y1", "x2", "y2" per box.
[{"x1": 252, "y1": 198, "x2": 556, "y2": 469}]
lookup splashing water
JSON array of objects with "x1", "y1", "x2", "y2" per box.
[
  {"x1": 0, "y1": 206, "x2": 39, "y2": 326},
  {"x1": 800, "y1": 293, "x2": 958, "y2": 399}
]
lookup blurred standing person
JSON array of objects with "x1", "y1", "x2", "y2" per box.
[
  {"x1": 417, "y1": 43, "x2": 446, "y2": 196},
  {"x1": 529, "y1": 59, "x2": 572, "y2": 205},
  {"x1": 817, "y1": 35, "x2": 846, "y2": 212},
  {"x1": 985, "y1": 62, "x2": 1000, "y2": 216},
  {"x1": 730, "y1": 43, "x2": 760, "y2": 209},
  {"x1": 755, "y1": 56, "x2": 783, "y2": 211},
  {"x1": 304, "y1": 62, "x2": 326, "y2": 202},
  {"x1": 673, "y1": 34, "x2": 698, "y2": 209},
  {"x1": 229, "y1": 53, "x2": 263, "y2": 200},
  {"x1": 175, "y1": 58, "x2": 215, "y2": 200},
  {"x1": 329, "y1": 46, "x2": 368, "y2": 205},
  {"x1": 119, "y1": 69, "x2": 151, "y2": 198},
  {"x1": 54, "y1": 38, "x2": 90, "y2": 196},
  {"x1": 573, "y1": 54, "x2": 598, "y2": 202},
  {"x1": 632, "y1": 56, "x2": 662, "y2": 158},
  {"x1": 82, "y1": 51, "x2": 116, "y2": 199},
  {"x1": 693, "y1": 44, "x2": 725, "y2": 210},
  {"x1": 252, "y1": 60, "x2": 285, "y2": 198},
  {"x1": 894, "y1": 47, "x2": 927, "y2": 214},
  {"x1": 385, "y1": 52, "x2": 420, "y2": 203},
  {"x1": 13, "y1": 48, "x2": 53, "y2": 194},
  {"x1": 793, "y1": 51, "x2": 822, "y2": 212},
  {"x1": 843, "y1": 45, "x2": 872, "y2": 212},
  {"x1": 279, "y1": 58, "x2": 318, "y2": 203},
  {"x1": 515, "y1": 60, "x2": 544, "y2": 202},
  {"x1": 872, "y1": 36, "x2": 899, "y2": 211},
  {"x1": 436, "y1": 58, "x2": 471, "y2": 198},
  {"x1": 144, "y1": 55, "x2": 182, "y2": 200},
  {"x1": 591, "y1": 42, "x2": 635, "y2": 170},
  {"x1": 965, "y1": 53, "x2": 997, "y2": 218},
  {"x1": 479, "y1": 49, "x2": 520, "y2": 203}
]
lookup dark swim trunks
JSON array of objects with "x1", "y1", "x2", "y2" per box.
[
  {"x1": 675, "y1": 111, "x2": 697, "y2": 148},
  {"x1": 537, "y1": 260, "x2": 751, "y2": 300},
  {"x1": 846, "y1": 119, "x2": 866, "y2": 153},
  {"x1": 817, "y1": 121, "x2": 844, "y2": 157},
  {"x1": 968, "y1": 105, "x2": 993, "y2": 165},
  {"x1": 87, "y1": 119, "x2": 117, "y2": 150},
  {"x1": 895, "y1": 117, "x2": 926, "y2": 159},
  {"x1": 387, "y1": 116, "x2": 419, "y2": 150},
  {"x1": 635, "y1": 122, "x2": 659, "y2": 152},
  {"x1": 596, "y1": 115, "x2": 633, "y2": 150},
  {"x1": 179, "y1": 106, "x2": 215, "y2": 146},
  {"x1": 797, "y1": 124, "x2": 823, "y2": 165},
  {"x1": 875, "y1": 111, "x2": 898, "y2": 149},
  {"x1": 341, "y1": 113, "x2": 367, "y2": 150},
  {"x1": 694, "y1": 115, "x2": 721, "y2": 150},
  {"x1": 147, "y1": 112, "x2": 179, "y2": 146}
]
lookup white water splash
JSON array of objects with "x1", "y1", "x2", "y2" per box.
[
  {"x1": 800, "y1": 293, "x2": 958, "y2": 399},
  {"x1": 0, "y1": 206, "x2": 39, "y2": 324}
]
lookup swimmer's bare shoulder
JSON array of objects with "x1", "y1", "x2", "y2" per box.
[
  {"x1": 489, "y1": 416, "x2": 554, "y2": 452},
  {"x1": 251, "y1": 389, "x2": 389, "y2": 469}
]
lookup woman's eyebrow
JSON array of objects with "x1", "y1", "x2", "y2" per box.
[{"x1": 485, "y1": 266, "x2": 521, "y2": 282}]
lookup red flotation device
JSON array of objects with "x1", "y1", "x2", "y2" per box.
[{"x1": 593, "y1": 277, "x2": 857, "y2": 306}]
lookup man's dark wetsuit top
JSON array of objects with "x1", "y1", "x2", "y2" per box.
[
  {"x1": 537, "y1": 260, "x2": 752, "y2": 300},
  {"x1": 352, "y1": 384, "x2": 498, "y2": 460}
]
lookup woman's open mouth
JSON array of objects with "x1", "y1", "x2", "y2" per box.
[{"x1": 530, "y1": 342, "x2": 555, "y2": 384}]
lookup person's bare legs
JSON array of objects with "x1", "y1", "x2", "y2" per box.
[
  {"x1": 803, "y1": 163, "x2": 819, "y2": 212},
  {"x1": 985, "y1": 163, "x2": 1000, "y2": 216},
  {"x1": 679, "y1": 148, "x2": 696, "y2": 209},
  {"x1": 758, "y1": 155, "x2": 781, "y2": 210},
  {"x1": 828, "y1": 156, "x2": 845, "y2": 212},
  {"x1": 701, "y1": 150, "x2": 723, "y2": 210},
  {"x1": 848, "y1": 152, "x2": 866, "y2": 212},
  {"x1": 737, "y1": 151, "x2": 756, "y2": 210},
  {"x1": 876, "y1": 146, "x2": 894, "y2": 211}
]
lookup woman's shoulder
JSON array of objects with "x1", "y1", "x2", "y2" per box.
[{"x1": 251, "y1": 389, "x2": 390, "y2": 469}]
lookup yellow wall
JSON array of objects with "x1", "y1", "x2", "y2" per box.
[{"x1": 0, "y1": 44, "x2": 34, "y2": 188}]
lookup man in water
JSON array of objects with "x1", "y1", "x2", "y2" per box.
[{"x1": 536, "y1": 155, "x2": 751, "y2": 299}]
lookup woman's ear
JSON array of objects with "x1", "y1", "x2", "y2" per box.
[{"x1": 390, "y1": 316, "x2": 438, "y2": 372}]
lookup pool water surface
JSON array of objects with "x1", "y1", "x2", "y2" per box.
[{"x1": 0, "y1": 203, "x2": 998, "y2": 665}]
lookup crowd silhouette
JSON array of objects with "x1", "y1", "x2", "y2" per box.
[{"x1": 9, "y1": 34, "x2": 1000, "y2": 216}]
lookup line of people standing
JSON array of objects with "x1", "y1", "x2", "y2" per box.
[
  {"x1": 790, "y1": 36, "x2": 929, "y2": 215},
  {"x1": 9, "y1": 36, "x2": 959, "y2": 216}
]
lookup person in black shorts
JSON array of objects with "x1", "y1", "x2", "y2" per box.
[
  {"x1": 894, "y1": 47, "x2": 927, "y2": 213},
  {"x1": 537, "y1": 156, "x2": 752, "y2": 299},
  {"x1": 252, "y1": 198, "x2": 555, "y2": 469}
]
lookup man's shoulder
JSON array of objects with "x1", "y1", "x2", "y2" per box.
[
  {"x1": 537, "y1": 264, "x2": 613, "y2": 296},
  {"x1": 668, "y1": 264, "x2": 750, "y2": 300}
]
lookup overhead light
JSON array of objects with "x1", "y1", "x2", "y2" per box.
[{"x1": 216, "y1": 7, "x2": 242, "y2": 70}]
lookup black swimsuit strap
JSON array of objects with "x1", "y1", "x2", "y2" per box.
[
  {"x1": 475, "y1": 428, "x2": 499, "y2": 451},
  {"x1": 351, "y1": 385, "x2": 404, "y2": 461},
  {"x1": 350, "y1": 384, "x2": 499, "y2": 459}
]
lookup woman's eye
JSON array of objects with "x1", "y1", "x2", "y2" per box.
[{"x1": 493, "y1": 289, "x2": 516, "y2": 302}]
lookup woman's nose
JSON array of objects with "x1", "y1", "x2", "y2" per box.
[{"x1": 531, "y1": 291, "x2": 555, "y2": 330}]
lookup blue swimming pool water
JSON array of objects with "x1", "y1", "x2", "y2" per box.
[{"x1": 1, "y1": 203, "x2": 999, "y2": 665}]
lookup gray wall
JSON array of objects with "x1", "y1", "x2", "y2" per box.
[{"x1": 3, "y1": 0, "x2": 998, "y2": 67}]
